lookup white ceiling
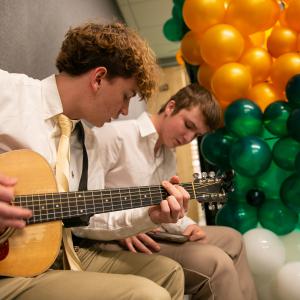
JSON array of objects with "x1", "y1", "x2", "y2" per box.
[{"x1": 116, "y1": 0, "x2": 180, "y2": 65}]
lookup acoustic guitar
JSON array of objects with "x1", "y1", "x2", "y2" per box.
[{"x1": 0, "y1": 149, "x2": 226, "y2": 277}]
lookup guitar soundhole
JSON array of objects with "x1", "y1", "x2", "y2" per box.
[{"x1": 0, "y1": 240, "x2": 9, "y2": 260}]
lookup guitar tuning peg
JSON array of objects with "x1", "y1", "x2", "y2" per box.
[
  {"x1": 201, "y1": 172, "x2": 208, "y2": 179},
  {"x1": 193, "y1": 173, "x2": 199, "y2": 180},
  {"x1": 208, "y1": 171, "x2": 215, "y2": 178}
]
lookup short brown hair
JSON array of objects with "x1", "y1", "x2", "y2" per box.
[
  {"x1": 158, "y1": 83, "x2": 222, "y2": 130},
  {"x1": 56, "y1": 22, "x2": 157, "y2": 99}
]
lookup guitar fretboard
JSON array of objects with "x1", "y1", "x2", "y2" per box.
[{"x1": 13, "y1": 181, "x2": 223, "y2": 225}]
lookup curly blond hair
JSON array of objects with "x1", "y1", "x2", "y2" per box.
[{"x1": 56, "y1": 22, "x2": 158, "y2": 99}]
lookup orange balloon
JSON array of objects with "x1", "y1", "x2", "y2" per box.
[
  {"x1": 239, "y1": 47, "x2": 272, "y2": 83},
  {"x1": 180, "y1": 31, "x2": 203, "y2": 66},
  {"x1": 183, "y1": 0, "x2": 226, "y2": 33},
  {"x1": 211, "y1": 63, "x2": 252, "y2": 104},
  {"x1": 297, "y1": 34, "x2": 300, "y2": 51},
  {"x1": 247, "y1": 82, "x2": 283, "y2": 111},
  {"x1": 267, "y1": 26, "x2": 298, "y2": 58},
  {"x1": 200, "y1": 24, "x2": 245, "y2": 67},
  {"x1": 225, "y1": 0, "x2": 280, "y2": 35},
  {"x1": 278, "y1": 10, "x2": 288, "y2": 27},
  {"x1": 285, "y1": 0, "x2": 300, "y2": 31},
  {"x1": 270, "y1": 52, "x2": 300, "y2": 91},
  {"x1": 197, "y1": 63, "x2": 216, "y2": 91},
  {"x1": 176, "y1": 49, "x2": 184, "y2": 65}
]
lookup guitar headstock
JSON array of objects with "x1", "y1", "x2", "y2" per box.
[{"x1": 192, "y1": 171, "x2": 228, "y2": 204}]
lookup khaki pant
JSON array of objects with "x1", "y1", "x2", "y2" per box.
[
  {"x1": 0, "y1": 247, "x2": 184, "y2": 300},
  {"x1": 98, "y1": 226, "x2": 258, "y2": 300}
]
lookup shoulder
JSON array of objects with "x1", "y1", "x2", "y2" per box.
[{"x1": 0, "y1": 69, "x2": 41, "y2": 87}]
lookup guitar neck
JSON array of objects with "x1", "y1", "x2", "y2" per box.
[{"x1": 13, "y1": 183, "x2": 202, "y2": 225}]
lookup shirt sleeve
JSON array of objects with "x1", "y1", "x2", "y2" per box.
[
  {"x1": 160, "y1": 215, "x2": 196, "y2": 234},
  {"x1": 72, "y1": 207, "x2": 158, "y2": 240}
]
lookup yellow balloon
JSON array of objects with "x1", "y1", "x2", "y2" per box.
[
  {"x1": 211, "y1": 63, "x2": 252, "y2": 103},
  {"x1": 183, "y1": 0, "x2": 226, "y2": 33},
  {"x1": 247, "y1": 82, "x2": 284, "y2": 111},
  {"x1": 239, "y1": 47, "x2": 272, "y2": 84},
  {"x1": 200, "y1": 24, "x2": 245, "y2": 67},
  {"x1": 197, "y1": 63, "x2": 216, "y2": 91},
  {"x1": 270, "y1": 52, "x2": 300, "y2": 91},
  {"x1": 285, "y1": 0, "x2": 300, "y2": 31},
  {"x1": 225, "y1": 0, "x2": 280, "y2": 35},
  {"x1": 180, "y1": 31, "x2": 203, "y2": 66},
  {"x1": 267, "y1": 26, "x2": 298, "y2": 58}
]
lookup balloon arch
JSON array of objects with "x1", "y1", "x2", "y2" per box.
[{"x1": 163, "y1": 1, "x2": 300, "y2": 299}]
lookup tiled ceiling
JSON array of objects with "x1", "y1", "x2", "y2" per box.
[{"x1": 116, "y1": 0, "x2": 180, "y2": 66}]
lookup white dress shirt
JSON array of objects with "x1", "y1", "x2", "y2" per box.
[
  {"x1": 77, "y1": 112, "x2": 196, "y2": 240},
  {"x1": 0, "y1": 69, "x2": 156, "y2": 240}
]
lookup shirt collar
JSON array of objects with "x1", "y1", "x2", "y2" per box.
[
  {"x1": 41, "y1": 74, "x2": 64, "y2": 120},
  {"x1": 136, "y1": 112, "x2": 158, "y2": 138}
]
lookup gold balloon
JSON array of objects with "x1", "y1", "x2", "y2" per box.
[
  {"x1": 197, "y1": 63, "x2": 216, "y2": 91},
  {"x1": 211, "y1": 63, "x2": 252, "y2": 104},
  {"x1": 180, "y1": 31, "x2": 203, "y2": 65},
  {"x1": 249, "y1": 32, "x2": 265, "y2": 47},
  {"x1": 239, "y1": 47, "x2": 272, "y2": 84},
  {"x1": 267, "y1": 26, "x2": 298, "y2": 58},
  {"x1": 285, "y1": 0, "x2": 300, "y2": 31},
  {"x1": 270, "y1": 52, "x2": 300, "y2": 92},
  {"x1": 247, "y1": 82, "x2": 284, "y2": 111},
  {"x1": 225, "y1": 0, "x2": 280, "y2": 35},
  {"x1": 183, "y1": 0, "x2": 226, "y2": 33},
  {"x1": 200, "y1": 24, "x2": 245, "y2": 66}
]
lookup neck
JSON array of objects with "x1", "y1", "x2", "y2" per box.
[{"x1": 55, "y1": 72, "x2": 89, "y2": 119}]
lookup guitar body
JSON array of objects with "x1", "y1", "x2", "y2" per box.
[{"x1": 0, "y1": 150, "x2": 62, "y2": 277}]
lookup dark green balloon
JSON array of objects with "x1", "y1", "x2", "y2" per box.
[
  {"x1": 287, "y1": 109, "x2": 300, "y2": 142},
  {"x1": 281, "y1": 173, "x2": 300, "y2": 213},
  {"x1": 163, "y1": 18, "x2": 183, "y2": 41},
  {"x1": 296, "y1": 152, "x2": 300, "y2": 174},
  {"x1": 256, "y1": 161, "x2": 292, "y2": 199},
  {"x1": 230, "y1": 136, "x2": 272, "y2": 177},
  {"x1": 215, "y1": 197, "x2": 258, "y2": 234},
  {"x1": 259, "y1": 200, "x2": 298, "y2": 235},
  {"x1": 272, "y1": 137, "x2": 300, "y2": 171},
  {"x1": 225, "y1": 99, "x2": 263, "y2": 137},
  {"x1": 263, "y1": 101, "x2": 291, "y2": 137},
  {"x1": 286, "y1": 74, "x2": 300, "y2": 109},
  {"x1": 200, "y1": 128, "x2": 236, "y2": 170},
  {"x1": 260, "y1": 127, "x2": 279, "y2": 149}
]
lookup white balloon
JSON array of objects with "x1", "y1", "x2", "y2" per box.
[
  {"x1": 273, "y1": 262, "x2": 300, "y2": 300},
  {"x1": 280, "y1": 231, "x2": 300, "y2": 262},
  {"x1": 243, "y1": 228, "x2": 286, "y2": 276}
]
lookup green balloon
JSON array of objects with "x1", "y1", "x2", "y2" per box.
[
  {"x1": 287, "y1": 109, "x2": 300, "y2": 142},
  {"x1": 163, "y1": 18, "x2": 183, "y2": 41},
  {"x1": 259, "y1": 199, "x2": 298, "y2": 235},
  {"x1": 200, "y1": 128, "x2": 236, "y2": 170},
  {"x1": 256, "y1": 161, "x2": 292, "y2": 199},
  {"x1": 286, "y1": 74, "x2": 300, "y2": 109},
  {"x1": 281, "y1": 173, "x2": 300, "y2": 213},
  {"x1": 263, "y1": 101, "x2": 291, "y2": 137},
  {"x1": 296, "y1": 152, "x2": 300, "y2": 174},
  {"x1": 272, "y1": 137, "x2": 300, "y2": 171},
  {"x1": 230, "y1": 136, "x2": 272, "y2": 177},
  {"x1": 215, "y1": 197, "x2": 258, "y2": 234},
  {"x1": 225, "y1": 99, "x2": 263, "y2": 137}
]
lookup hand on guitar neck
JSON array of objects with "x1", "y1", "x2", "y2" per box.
[{"x1": 0, "y1": 174, "x2": 32, "y2": 234}]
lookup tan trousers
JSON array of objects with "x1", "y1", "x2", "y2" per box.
[
  {"x1": 0, "y1": 247, "x2": 184, "y2": 300},
  {"x1": 98, "y1": 226, "x2": 257, "y2": 300}
]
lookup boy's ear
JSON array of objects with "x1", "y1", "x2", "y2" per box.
[
  {"x1": 165, "y1": 100, "x2": 176, "y2": 116},
  {"x1": 91, "y1": 67, "x2": 107, "y2": 91}
]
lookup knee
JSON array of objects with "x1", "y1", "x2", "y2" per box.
[
  {"x1": 218, "y1": 226, "x2": 244, "y2": 255},
  {"x1": 131, "y1": 276, "x2": 171, "y2": 300}
]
